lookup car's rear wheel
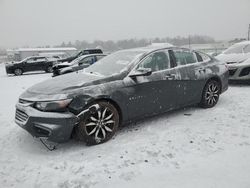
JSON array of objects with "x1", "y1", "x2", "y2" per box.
[
  {"x1": 200, "y1": 80, "x2": 221, "y2": 108},
  {"x1": 46, "y1": 66, "x2": 53, "y2": 73},
  {"x1": 14, "y1": 68, "x2": 23, "y2": 76},
  {"x1": 75, "y1": 101, "x2": 119, "y2": 145}
]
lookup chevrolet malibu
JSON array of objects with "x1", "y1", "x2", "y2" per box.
[{"x1": 15, "y1": 46, "x2": 229, "y2": 145}]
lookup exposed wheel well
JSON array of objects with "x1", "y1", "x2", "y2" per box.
[
  {"x1": 206, "y1": 77, "x2": 222, "y2": 93},
  {"x1": 93, "y1": 98, "x2": 123, "y2": 125},
  {"x1": 14, "y1": 67, "x2": 23, "y2": 71}
]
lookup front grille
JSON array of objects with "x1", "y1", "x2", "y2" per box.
[
  {"x1": 239, "y1": 67, "x2": 250, "y2": 77},
  {"x1": 229, "y1": 68, "x2": 237, "y2": 76},
  {"x1": 15, "y1": 109, "x2": 29, "y2": 123}
]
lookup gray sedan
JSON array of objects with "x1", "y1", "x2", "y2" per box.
[{"x1": 15, "y1": 46, "x2": 229, "y2": 145}]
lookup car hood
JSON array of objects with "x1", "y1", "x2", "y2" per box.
[
  {"x1": 20, "y1": 72, "x2": 115, "y2": 101},
  {"x1": 53, "y1": 62, "x2": 71, "y2": 68},
  {"x1": 57, "y1": 62, "x2": 71, "y2": 66},
  {"x1": 216, "y1": 53, "x2": 250, "y2": 64},
  {"x1": 61, "y1": 66, "x2": 73, "y2": 72},
  {"x1": 5, "y1": 61, "x2": 20, "y2": 66},
  {"x1": 228, "y1": 58, "x2": 250, "y2": 68}
]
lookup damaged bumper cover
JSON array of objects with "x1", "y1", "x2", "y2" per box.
[
  {"x1": 15, "y1": 101, "x2": 100, "y2": 143},
  {"x1": 15, "y1": 102, "x2": 78, "y2": 143}
]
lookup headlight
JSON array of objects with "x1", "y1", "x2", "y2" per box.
[{"x1": 35, "y1": 99, "x2": 72, "y2": 112}]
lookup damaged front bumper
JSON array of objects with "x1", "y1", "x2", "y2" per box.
[{"x1": 15, "y1": 102, "x2": 78, "y2": 143}]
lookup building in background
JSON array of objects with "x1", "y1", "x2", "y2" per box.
[{"x1": 7, "y1": 47, "x2": 77, "y2": 61}]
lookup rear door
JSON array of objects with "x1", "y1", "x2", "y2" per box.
[
  {"x1": 170, "y1": 49, "x2": 207, "y2": 106},
  {"x1": 35, "y1": 57, "x2": 47, "y2": 71}
]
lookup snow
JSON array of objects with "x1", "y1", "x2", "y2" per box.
[{"x1": 0, "y1": 63, "x2": 250, "y2": 188}]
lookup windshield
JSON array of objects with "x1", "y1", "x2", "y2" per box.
[
  {"x1": 20, "y1": 57, "x2": 29, "y2": 63},
  {"x1": 224, "y1": 45, "x2": 246, "y2": 54},
  {"x1": 85, "y1": 50, "x2": 145, "y2": 76},
  {"x1": 71, "y1": 51, "x2": 82, "y2": 58}
]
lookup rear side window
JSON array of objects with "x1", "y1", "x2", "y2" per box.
[
  {"x1": 197, "y1": 52, "x2": 211, "y2": 62},
  {"x1": 173, "y1": 50, "x2": 197, "y2": 66},
  {"x1": 84, "y1": 49, "x2": 103, "y2": 54},
  {"x1": 93, "y1": 49, "x2": 103, "y2": 53},
  {"x1": 195, "y1": 52, "x2": 203, "y2": 62}
]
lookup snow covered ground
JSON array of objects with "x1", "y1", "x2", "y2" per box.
[{"x1": 0, "y1": 63, "x2": 250, "y2": 188}]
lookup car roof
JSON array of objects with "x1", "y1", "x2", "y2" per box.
[
  {"x1": 119, "y1": 46, "x2": 195, "y2": 54},
  {"x1": 77, "y1": 53, "x2": 106, "y2": 59},
  {"x1": 233, "y1": 41, "x2": 250, "y2": 46},
  {"x1": 84, "y1": 48, "x2": 102, "y2": 50}
]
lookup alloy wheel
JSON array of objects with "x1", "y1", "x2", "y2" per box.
[
  {"x1": 205, "y1": 82, "x2": 219, "y2": 106},
  {"x1": 85, "y1": 106, "x2": 116, "y2": 143}
]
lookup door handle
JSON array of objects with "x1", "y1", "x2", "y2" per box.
[{"x1": 165, "y1": 74, "x2": 176, "y2": 80}]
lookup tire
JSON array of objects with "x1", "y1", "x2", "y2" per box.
[
  {"x1": 46, "y1": 66, "x2": 53, "y2": 73},
  {"x1": 200, "y1": 80, "x2": 221, "y2": 108},
  {"x1": 14, "y1": 68, "x2": 23, "y2": 76},
  {"x1": 75, "y1": 101, "x2": 120, "y2": 145}
]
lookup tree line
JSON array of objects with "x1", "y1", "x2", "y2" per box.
[{"x1": 56, "y1": 35, "x2": 215, "y2": 52}]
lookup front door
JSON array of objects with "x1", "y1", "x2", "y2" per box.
[
  {"x1": 124, "y1": 50, "x2": 181, "y2": 120},
  {"x1": 23, "y1": 57, "x2": 38, "y2": 72}
]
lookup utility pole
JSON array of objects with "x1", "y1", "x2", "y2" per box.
[
  {"x1": 188, "y1": 35, "x2": 191, "y2": 49},
  {"x1": 248, "y1": 24, "x2": 250, "y2": 41}
]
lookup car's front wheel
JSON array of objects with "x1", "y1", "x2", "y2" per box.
[
  {"x1": 14, "y1": 68, "x2": 23, "y2": 76},
  {"x1": 200, "y1": 80, "x2": 221, "y2": 108},
  {"x1": 75, "y1": 101, "x2": 120, "y2": 145}
]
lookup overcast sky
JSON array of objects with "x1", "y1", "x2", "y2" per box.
[{"x1": 0, "y1": 0, "x2": 249, "y2": 48}]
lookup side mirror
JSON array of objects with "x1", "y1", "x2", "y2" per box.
[{"x1": 129, "y1": 68, "x2": 152, "y2": 78}]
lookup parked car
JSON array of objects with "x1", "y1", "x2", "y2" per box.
[
  {"x1": 5, "y1": 56, "x2": 56, "y2": 76},
  {"x1": 52, "y1": 54, "x2": 106, "y2": 77},
  {"x1": 58, "y1": 49, "x2": 103, "y2": 63},
  {"x1": 216, "y1": 41, "x2": 250, "y2": 80},
  {"x1": 15, "y1": 46, "x2": 228, "y2": 145}
]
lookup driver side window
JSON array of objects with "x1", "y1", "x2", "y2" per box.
[{"x1": 137, "y1": 51, "x2": 170, "y2": 72}]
